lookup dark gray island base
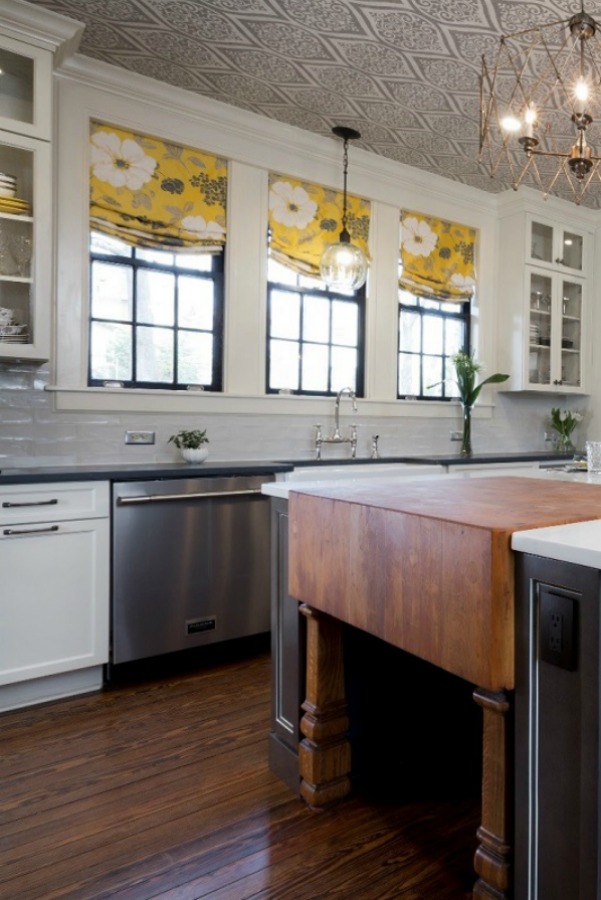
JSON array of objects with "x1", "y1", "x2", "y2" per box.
[{"x1": 515, "y1": 553, "x2": 601, "y2": 900}]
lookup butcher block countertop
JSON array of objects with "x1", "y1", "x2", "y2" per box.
[{"x1": 288, "y1": 476, "x2": 601, "y2": 692}]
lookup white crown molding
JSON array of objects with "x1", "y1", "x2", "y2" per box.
[
  {"x1": 2, "y1": 0, "x2": 84, "y2": 61},
  {"x1": 496, "y1": 184, "x2": 600, "y2": 227}
]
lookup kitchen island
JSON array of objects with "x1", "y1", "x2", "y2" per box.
[{"x1": 287, "y1": 475, "x2": 601, "y2": 899}]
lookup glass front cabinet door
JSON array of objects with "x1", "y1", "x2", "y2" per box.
[
  {"x1": 527, "y1": 267, "x2": 584, "y2": 392},
  {"x1": 0, "y1": 35, "x2": 52, "y2": 140},
  {"x1": 529, "y1": 218, "x2": 584, "y2": 274}
]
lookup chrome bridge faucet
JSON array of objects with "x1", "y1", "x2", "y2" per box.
[{"x1": 315, "y1": 386, "x2": 358, "y2": 460}]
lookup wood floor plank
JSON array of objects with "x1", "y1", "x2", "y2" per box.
[{"x1": 0, "y1": 649, "x2": 479, "y2": 900}]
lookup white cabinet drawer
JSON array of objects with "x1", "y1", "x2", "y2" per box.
[{"x1": 0, "y1": 481, "x2": 109, "y2": 525}]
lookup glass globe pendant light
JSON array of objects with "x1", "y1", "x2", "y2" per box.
[{"x1": 320, "y1": 126, "x2": 368, "y2": 291}]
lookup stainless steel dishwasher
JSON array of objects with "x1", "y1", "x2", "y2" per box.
[{"x1": 111, "y1": 474, "x2": 274, "y2": 664}]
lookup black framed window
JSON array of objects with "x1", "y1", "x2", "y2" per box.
[
  {"x1": 267, "y1": 255, "x2": 365, "y2": 396},
  {"x1": 88, "y1": 231, "x2": 223, "y2": 390},
  {"x1": 398, "y1": 287, "x2": 470, "y2": 399}
]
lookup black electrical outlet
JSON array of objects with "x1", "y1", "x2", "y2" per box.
[{"x1": 539, "y1": 587, "x2": 578, "y2": 671}]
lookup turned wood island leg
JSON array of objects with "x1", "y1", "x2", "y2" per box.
[
  {"x1": 473, "y1": 688, "x2": 512, "y2": 900},
  {"x1": 298, "y1": 604, "x2": 351, "y2": 807}
]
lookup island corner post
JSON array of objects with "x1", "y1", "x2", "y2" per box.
[{"x1": 287, "y1": 477, "x2": 601, "y2": 899}]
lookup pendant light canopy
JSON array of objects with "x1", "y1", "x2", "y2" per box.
[{"x1": 320, "y1": 126, "x2": 368, "y2": 292}]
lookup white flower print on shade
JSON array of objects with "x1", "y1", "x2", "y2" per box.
[
  {"x1": 401, "y1": 216, "x2": 438, "y2": 257},
  {"x1": 181, "y1": 216, "x2": 226, "y2": 240},
  {"x1": 269, "y1": 180, "x2": 318, "y2": 229},
  {"x1": 450, "y1": 272, "x2": 476, "y2": 291},
  {"x1": 90, "y1": 131, "x2": 157, "y2": 190}
]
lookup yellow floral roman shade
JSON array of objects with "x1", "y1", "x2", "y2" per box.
[
  {"x1": 268, "y1": 173, "x2": 370, "y2": 277},
  {"x1": 89, "y1": 121, "x2": 227, "y2": 251},
  {"x1": 400, "y1": 211, "x2": 476, "y2": 302}
]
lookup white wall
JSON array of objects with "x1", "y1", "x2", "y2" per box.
[{"x1": 0, "y1": 39, "x2": 595, "y2": 466}]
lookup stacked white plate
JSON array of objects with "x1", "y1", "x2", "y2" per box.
[
  {"x1": 0, "y1": 172, "x2": 17, "y2": 198},
  {"x1": 0, "y1": 323, "x2": 27, "y2": 343}
]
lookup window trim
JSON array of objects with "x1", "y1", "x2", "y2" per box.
[
  {"x1": 266, "y1": 265, "x2": 366, "y2": 397},
  {"x1": 397, "y1": 293, "x2": 471, "y2": 401},
  {"x1": 87, "y1": 238, "x2": 224, "y2": 392}
]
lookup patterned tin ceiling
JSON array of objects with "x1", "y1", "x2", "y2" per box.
[{"x1": 23, "y1": 0, "x2": 601, "y2": 206}]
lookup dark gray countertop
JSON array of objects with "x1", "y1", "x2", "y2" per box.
[
  {"x1": 0, "y1": 452, "x2": 572, "y2": 484},
  {"x1": 0, "y1": 460, "x2": 294, "y2": 485}
]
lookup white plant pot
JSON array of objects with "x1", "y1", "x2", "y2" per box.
[{"x1": 181, "y1": 447, "x2": 209, "y2": 463}]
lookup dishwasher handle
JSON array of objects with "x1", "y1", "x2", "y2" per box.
[{"x1": 117, "y1": 487, "x2": 264, "y2": 505}]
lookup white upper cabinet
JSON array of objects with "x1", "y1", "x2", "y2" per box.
[
  {"x1": 498, "y1": 200, "x2": 593, "y2": 395},
  {"x1": 0, "y1": 35, "x2": 52, "y2": 141}
]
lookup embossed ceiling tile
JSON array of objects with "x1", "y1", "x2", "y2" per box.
[
  {"x1": 146, "y1": 1, "x2": 247, "y2": 42},
  {"x1": 428, "y1": 114, "x2": 478, "y2": 140},
  {"x1": 452, "y1": 31, "x2": 502, "y2": 63},
  {"x1": 357, "y1": 101, "x2": 421, "y2": 129},
  {"x1": 418, "y1": 0, "x2": 490, "y2": 25},
  {"x1": 432, "y1": 155, "x2": 484, "y2": 176},
  {"x1": 209, "y1": 73, "x2": 289, "y2": 104},
  {"x1": 497, "y1": 1, "x2": 568, "y2": 34},
  {"x1": 240, "y1": 21, "x2": 335, "y2": 60},
  {"x1": 107, "y1": 54, "x2": 211, "y2": 91},
  {"x1": 453, "y1": 96, "x2": 482, "y2": 119},
  {"x1": 339, "y1": 40, "x2": 412, "y2": 76},
  {"x1": 422, "y1": 59, "x2": 480, "y2": 93},
  {"x1": 208, "y1": 0, "x2": 274, "y2": 12},
  {"x1": 363, "y1": 9, "x2": 447, "y2": 53},
  {"x1": 264, "y1": 106, "x2": 330, "y2": 135},
  {"x1": 220, "y1": 49, "x2": 306, "y2": 83},
  {"x1": 282, "y1": 87, "x2": 358, "y2": 116},
  {"x1": 74, "y1": 22, "x2": 142, "y2": 51},
  {"x1": 401, "y1": 132, "x2": 457, "y2": 154},
  {"x1": 312, "y1": 66, "x2": 384, "y2": 98},
  {"x1": 131, "y1": 29, "x2": 231, "y2": 68},
  {"x1": 277, "y1": 0, "x2": 365, "y2": 34},
  {"x1": 377, "y1": 145, "x2": 437, "y2": 168},
  {"x1": 384, "y1": 81, "x2": 452, "y2": 112}
]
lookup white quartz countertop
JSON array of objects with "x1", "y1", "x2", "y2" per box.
[{"x1": 512, "y1": 519, "x2": 601, "y2": 569}]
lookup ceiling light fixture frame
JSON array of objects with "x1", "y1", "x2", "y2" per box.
[{"x1": 480, "y1": 2, "x2": 601, "y2": 206}]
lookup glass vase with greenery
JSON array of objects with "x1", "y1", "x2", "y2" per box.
[
  {"x1": 549, "y1": 408, "x2": 582, "y2": 454},
  {"x1": 450, "y1": 351, "x2": 509, "y2": 455}
]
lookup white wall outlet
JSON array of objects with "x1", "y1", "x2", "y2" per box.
[
  {"x1": 449, "y1": 430, "x2": 462, "y2": 441},
  {"x1": 125, "y1": 431, "x2": 155, "y2": 445}
]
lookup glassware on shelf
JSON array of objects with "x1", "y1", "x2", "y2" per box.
[{"x1": 9, "y1": 234, "x2": 32, "y2": 277}]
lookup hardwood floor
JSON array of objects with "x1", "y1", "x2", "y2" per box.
[{"x1": 1, "y1": 647, "x2": 479, "y2": 899}]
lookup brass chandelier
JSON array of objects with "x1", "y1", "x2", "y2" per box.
[{"x1": 480, "y1": 2, "x2": 601, "y2": 205}]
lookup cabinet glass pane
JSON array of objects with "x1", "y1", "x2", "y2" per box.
[
  {"x1": 531, "y1": 221, "x2": 553, "y2": 263},
  {"x1": 561, "y1": 279, "x2": 582, "y2": 387},
  {"x1": 561, "y1": 231, "x2": 583, "y2": 271},
  {"x1": 528, "y1": 271, "x2": 552, "y2": 386},
  {"x1": 0, "y1": 139, "x2": 34, "y2": 346},
  {"x1": 0, "y1": 49, "x2": 34, "y2": 127}
]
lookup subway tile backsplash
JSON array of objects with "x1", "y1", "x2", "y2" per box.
[{"x1": 0, "y1": 363, "x2": 581, "y2": 467}]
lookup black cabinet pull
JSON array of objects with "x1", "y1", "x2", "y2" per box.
[{"x1": 2, "y1": 498, "x2": 59, "y2": 508}]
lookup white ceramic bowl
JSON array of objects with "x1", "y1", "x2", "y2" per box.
[{"x1": 0, "y1": 187, "x2": 16, "y2": 198}]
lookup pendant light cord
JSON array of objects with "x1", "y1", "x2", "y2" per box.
[{"x1": 340, "y1": 136, "x2": 351, "y2": 243}]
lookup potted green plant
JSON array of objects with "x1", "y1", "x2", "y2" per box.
[{"x1": 168, "y1": 428, "x2": 209, "y2": 463}]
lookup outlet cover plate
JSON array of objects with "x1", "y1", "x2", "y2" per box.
[
  {"x1": 539, "y1": 586, "x2": 578, "y2": 671},
  {"x1": 125, "y1": 430, "x2": 155, "y2": 445}
]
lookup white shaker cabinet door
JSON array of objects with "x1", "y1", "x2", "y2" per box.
[{"x1": 0, "y1": 518, "x2": 109, "y2": 685}]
